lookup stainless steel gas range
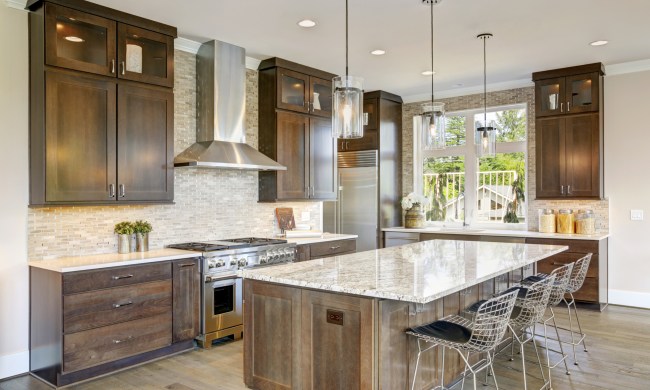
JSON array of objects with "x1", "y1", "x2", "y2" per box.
[{"x1": 168, "y1": 237, "x2": 295, "y2": 348}]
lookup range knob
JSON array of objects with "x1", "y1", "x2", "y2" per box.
[
  {"x1": 260, "y1": 255, "x2": 268, "y2": 264},
  {"x1": 230, "y1": 258, "x2": 238, "y2": 266},
  {"x1": 208, "y1": 260, "x2": 217, "y2": 269},
  {"x1": 238, "y1": 257, "x2": 248, "y2": 267},
  {"x1": 215, "y1": 260, "x2": 225, "y2": 268}
]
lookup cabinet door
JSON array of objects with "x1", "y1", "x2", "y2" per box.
[
  {"x1": 276, "y1": 68, "x2": 310, "y2": 114},
  {"x1": 276, "y1": 111, "x2": 310, "y2": 199},
  {"x1": 565, "y1": 73, "x2": 599, "y2": 114},
  {"x1": 339, "y1": 98, "x2": 379, "y2": 151},
  {"x1": 117, "y1": 84, "x2": 174, "y2": 202},
  {"x1": 45, "y1": 70, "x2": 116, "y2": 202},
  {"x1": 117, "y1": 24, "x2": 174, "y2": 88},
  {"x1": 565, "y1": 113, "x2": 600, "y2": 197},
  {"x1": 172, "y1": 259, "x2": 200, "y2": 343},
  {"x1": 535, "y1": 77, "x2": 565, "y2": 117},
  {"x1": 535, "y1": 117, "x2": 566, "y2": 198},
  {"x1": 45, "y1": 3, "x2": 116, "y2": 77},
  {"x1": 310, "y1": 117, "x2": 337, "y2": 200},
  {"x1": 309, "y1": 76, "x2": 332, "y2": 117}
]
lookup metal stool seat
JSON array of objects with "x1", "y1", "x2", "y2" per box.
[{"x1": 407, "y1": 290, "x2": 518, "y2": 390}]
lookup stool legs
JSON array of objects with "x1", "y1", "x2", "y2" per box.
[{"x1": 564, "y1": 292, "x2": 588, "y2": 365}]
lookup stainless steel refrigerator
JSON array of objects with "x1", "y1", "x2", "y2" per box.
[{"x1": 323, "y1": 151, "x2": 379, "y2": 252}]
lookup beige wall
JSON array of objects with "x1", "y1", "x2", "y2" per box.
[
  {"x1": 605, "y1": 70, "x2": 650, "y2": 307},
  {"x1": 0, "y1": 4, "x2": 29, "y2": 377}
]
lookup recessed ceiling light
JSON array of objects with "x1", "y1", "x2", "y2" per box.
[
  {"x1": 590, "y1": 40, "x2": 608, "y2": 46},
  {"x1": 421, "y1": 70, "x2": 435, "y2": 76},
  {"x1": 297, "y1": 19, "x2": 317, "y2": 28},
  {"x1": 370, "y1": 49, "x2": 386, "y2": 56},
  {"x1": 65, "y1": 36, "x2": 84, "y2": 43}
]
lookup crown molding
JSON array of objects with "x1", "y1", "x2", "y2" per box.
[
  {"x1": 6, "y1": 0, "x2": 27, "y2": 11},
  {"x1": 174, "y1": 37, "x2": 260, "y2": 70},
  {"x1": 402, "y1": 78, "x2": 533, "y2": 104},
  {"x1": 605, "y1": 59, "x2": 650, "y2": 76}
]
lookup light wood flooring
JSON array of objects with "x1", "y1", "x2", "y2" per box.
[{"x1": 2, "y1": 304, "x2": 649, "y2": 389}]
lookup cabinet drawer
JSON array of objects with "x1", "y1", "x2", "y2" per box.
[
  {"x1": 537, "y1": 253, "x2": 598, "y2": 278},
  {"x1": 309, "y1": 239, "x2": 356, "y2": 258},
  {"x1": 63, "y1": 262, "x2": 171, "y2": 294},
  {"x1": 526, "y1": 238, "x2": 598, "y2": 254},
  {"x1": 63, "y1": 280, "x2": 172, "y2": 333},
  {"x1": 63, "y1": 312, "x2": 171, "y2": 373},
  {"x1": 572, "y1": 277, "x2": 598, "y2": 302}
]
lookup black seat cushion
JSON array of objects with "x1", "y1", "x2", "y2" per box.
[
  {"x1": 499, "y1": 286, "x2": 529, "y2": 299},
  {"x1": 408, "y1": 320, "x2": 472, "y2": 344},
  {"x1": 510, "y1": 305, "x2": 523, "y2": 319},
  {"x1": 522, "y1": 273, "x2": 549, "y2": 283},
  {"x1": 465, "y1": 299, "x2": 487, "y2": 313}
]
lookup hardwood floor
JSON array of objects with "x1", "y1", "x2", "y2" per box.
[{"x1": 2, "y1": 305, "x2": 649, "y2": 389}]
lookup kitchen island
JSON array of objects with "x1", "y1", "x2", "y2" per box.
[{"x1": 240, "y1": 240, "x2": 566, "y2": 389}]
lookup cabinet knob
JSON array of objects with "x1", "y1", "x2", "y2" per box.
[
  {"x1": 560, "y1": 102, "x2": 564, "y2": 113},
  {"x1": 109, "y1": 184, "x2": 115, "y2": 198},
  {"x1": 567, "y1": 185, "x2": 571, "y2": 194},
  {"x1": 560, "y1": 185, "x2": 565, "y2": 195},
  {"x1": 111, "y1": 59, "x2": 116, "y2": 74},
  {"x1": 567, "y1": 101, "x2": 571, "y2": 112},
  {"x1": 119, "y1": 184, "x2": 126, "y2": 198},
  {"x1": 121, "y1": 61, "x2": 126, "y2": 75}
]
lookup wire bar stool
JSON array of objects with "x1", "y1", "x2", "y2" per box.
[
  {"x1": 560, "y1": 254, "x2": 592, "y2": 364},
  {"x1": 407, "y1": 290, "x2": 518, "y2": 390}
]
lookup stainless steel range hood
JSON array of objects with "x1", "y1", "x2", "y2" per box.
[{"x1": 174, "y1": 40, "x2": 286, "y2": 171}]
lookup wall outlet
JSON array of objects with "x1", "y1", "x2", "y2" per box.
[
  {"x1": 301, "y1": 211, "x2": 311, "y2": 222},
  {"x1": 631, "y1": 209, "x2": 644, "y2": 221}
]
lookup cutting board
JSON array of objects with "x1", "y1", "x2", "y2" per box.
[{"x1": 275, "y1": 208, "x2": 296, "y2": 231}]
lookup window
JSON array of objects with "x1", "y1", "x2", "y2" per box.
[{"x1": 414, "y1": 104, "x2": 527, "y2": 228}]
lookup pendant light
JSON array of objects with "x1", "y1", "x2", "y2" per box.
[
  {"x1": 414, "y1": 0, "x2": 445, "y2": 150},
  {"x1": 332, "y1": 0, "x2": 364, "y2": 139},
  {"x1": 475, "y1": 33, "x2": 496, "y2": 157}
]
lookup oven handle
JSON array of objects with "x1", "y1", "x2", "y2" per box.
[{"x1": 206, "y1": 277, "x2": 239, "y2": 289}]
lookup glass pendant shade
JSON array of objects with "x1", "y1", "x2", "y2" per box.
[
  {"x1": 475, "y1": 120, "x2": 496, "y2": 157},
  {"x1": 332, "y1": 75, "x2": 364, "y2": 139},
  {"x1": 415, "y1": 102, "x2": 446, "y2": 150}
]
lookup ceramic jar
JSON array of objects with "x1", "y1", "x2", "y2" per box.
[{"x1": 405, "y1": 204, "x2": 426, "y2": 228}]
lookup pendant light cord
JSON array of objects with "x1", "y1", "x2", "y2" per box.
[
  {"x1": 345, "y1": 0, "x2": 349, "y2": 77},
  {"x1": 483, "y1": 34, "x2": 487, "y2": 125},
  {"x1": 430, "y1": 0, "x2": 434, "y2": 104}
]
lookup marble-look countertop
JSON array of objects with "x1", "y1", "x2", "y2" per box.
[
  {"x1": 241, "y1": 240, "x2": 567, "y2": 304},
  {"x1": 28, "y1": 249, "x2": 201, "y2": 273},
  {"x1": 285, "y1": 233, "x2": 358, "y2": 245},
  {"x1": 382, "y1": 227, "x2": 609, "y2": 241}
]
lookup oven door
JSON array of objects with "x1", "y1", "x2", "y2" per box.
[{"x1": 203, "y1": 276, "x2": 242, "y2": 334}]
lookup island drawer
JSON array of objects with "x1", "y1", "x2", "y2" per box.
[
  {"x1": 309, "y1": 239, "x2": 356, "y2": 258},
  {"x1": 537, "y1": 253, "x2": 598, "y2": 278},
  {"x1": 525, "y1": 238, "x2": 598, "y2": 254},
  {"x1": 63, "y1": 280, "x2": 172, "y2": 333},
  {"x1": 63, "y1": 312, "x2": 172, "y2": 373},
  {"x1": 63, "y1": 262, "x2": 172, "y2": 294}
]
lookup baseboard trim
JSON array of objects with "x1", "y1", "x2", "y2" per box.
[
  {"x1": 0, "y1": 350, "x2": 29, "y2": 379},
  {"x1": 608, "y1": 289, "x2": 650, "y2": 309}
]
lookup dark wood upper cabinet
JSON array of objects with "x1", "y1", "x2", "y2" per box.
[
  {"x1": 28, "y1": 0, "x2": 176, "y2": 205},
  {"x1": 258, "y1": 58, "x2": 337, "y2": 201},
  {"x1": 533, "y1": 63, "x2": 604, "y2": 199}
]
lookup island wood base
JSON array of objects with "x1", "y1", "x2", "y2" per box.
[{"x1": 243, "y1": 264, "x2": 533, "y2": 389}]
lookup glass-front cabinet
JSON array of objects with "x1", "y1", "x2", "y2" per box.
[
  {"x1": 44, "y1": 3, "x2": 173, "y2": 87},
  {"x1": 535, "y1": 72, "x2": 600, "y2": 117},
  {"x1": 276, "y1": 68, "x2": 332, "y2": 117}
]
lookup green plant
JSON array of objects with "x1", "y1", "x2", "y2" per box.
[
  {"x1": 133, "y1": 220, "x2": 153, "y2": 234},
  {"x1": 114, "y1": 221, "x2": 134, "y2": 235},
  {"x1": 503, "y1": 164, "x2": 526, "y2": 224}
]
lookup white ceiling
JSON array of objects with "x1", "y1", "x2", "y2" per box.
[{"x1": 87, "y1": 0, "x2": 650, "y2": 101}]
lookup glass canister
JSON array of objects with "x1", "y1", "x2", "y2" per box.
[
  {"x1": 557, "y1": 209, "x2": 575, "y2": 234},
  {"x1": 575, "y1": 209, "x2": 596, "y2": 235},
  {"x1": 538, "y1": 209, "x2": 556, "y2": 233}
]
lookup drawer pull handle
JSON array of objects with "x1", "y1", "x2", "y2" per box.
[
  {"x1": 112, "y1": 274, "x2": 134, "y2": 280},
  {"x1": 179, "y1": 263, "x2": 196, "y2": 268},
  {"x1": 112, "y1": 301, "x2": 133, "y2": 309},
  {"x1": 330, "y1": 246, "x2": 341, "y2": 250},
  {"x1": 551, "y1": 262, "x2": 566, "y2": 266},
  {"x1": 112, "y1": 336, "x2": 134, "y2": 344}
]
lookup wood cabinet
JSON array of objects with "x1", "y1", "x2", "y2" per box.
[
  {"x1": 526, "y1": 238, "x2": 607, "y2": 307},
  {"x1": 30, "y1": 259, "x2": 198, "y2": 387},
  {"x1": 294, "y1": 238, "x2": 357, "y2": 262},
  {"x1": 258, "y1": 58, "x2": 338, "y2": 201},
  {"x1": 28, "y1": 0, "x2": 176, "y2": 205},
  {"x1": 533, "y1": 63, "x2": 604, "y2": 199}
]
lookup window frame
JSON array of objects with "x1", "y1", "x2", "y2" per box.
[{"x1": 413, "y1": 102, "x2": 528, "y2": 230}]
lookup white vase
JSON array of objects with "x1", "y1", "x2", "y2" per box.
[{"x1": 312, "y1": 92, "x2": 321, "y2": 110}]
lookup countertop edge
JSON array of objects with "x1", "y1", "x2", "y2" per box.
[
  {"x1": 382, "y1": 227, "x2": 610, "y2": 241},
  {"x1": 285, "y1": 234, "x2": 358, "y2": 245}
]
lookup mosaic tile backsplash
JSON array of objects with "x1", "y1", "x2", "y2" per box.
[{"x1": 28, "y1": 50, "x2": 321, "y2": 260}]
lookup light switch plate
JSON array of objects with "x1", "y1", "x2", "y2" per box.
[
  {"x1": 301, "y1": 211, "x2": 311, "y2": 222},
  {"x1": 631, "y1": 209, "x2": 644, "y2": 221}
]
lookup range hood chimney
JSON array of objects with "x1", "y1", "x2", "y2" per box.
[{"x1": 174, "y1": 40, "x2": 286, "y2": 171}]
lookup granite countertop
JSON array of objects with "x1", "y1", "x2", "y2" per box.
[
  {"x1": 382, "y1": 227, "x2": 609, "y2": 241},
  {"x1": 28, "y1": 249, "x2": 201, "y2": 273},
  {"x1": 241, "y1": 240, "x2": 567, "y2": 304},
  {"x1": 285, "y1": 233, "x2": 358, "y2": 245}
]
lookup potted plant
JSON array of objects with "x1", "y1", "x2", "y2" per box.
[
  {"x1": 133, "y1": 220, "x2": 153, "y2": 252},
  {"x1": 401, "y1": 192, "x2": 429, "y2": 228},
  {"x1": 114, "y1": 221, "x2": 134, "y2": 254}
]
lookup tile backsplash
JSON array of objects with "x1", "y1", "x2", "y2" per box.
[{"x1": 27, "y1": 50, "x2": 321, "y2": 260}]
